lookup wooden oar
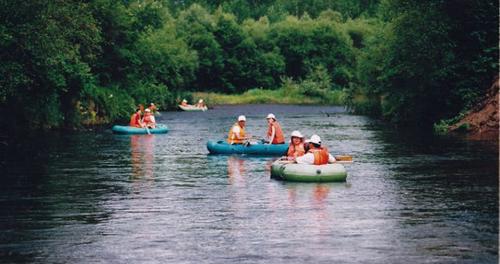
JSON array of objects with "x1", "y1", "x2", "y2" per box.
[{"x1": 335, "y1": 155, "x2": 353, "y2": 164}]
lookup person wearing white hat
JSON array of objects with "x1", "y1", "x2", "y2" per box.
[
  {"x1": 227, "y1": 115, "x2": 248, "y2": 144},
  {"x1": 265, "y1": 113, "x2": 285, "y2": 145},
  {"x1": 147, "y1": 102, "x2": 157, "y2": 114},
  {"x1": 285, "y1": 130, "x2": 305, "y2": 160},
  {"x1": 195, "y1": 99, "x2": 205, "y2": 108},
  {"x1": 142, "y1": 108, "x2": 156, "y2": 128},
  {"x1": 295, "y1": 134, "x2": 336, "y2": 165},
  {"x1": 181, "y1": 99, "x2": 188, "y2": 106}
]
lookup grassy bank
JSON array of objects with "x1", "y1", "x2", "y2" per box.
[{"x1": 193, "y1": 88, "x2": 346, "y2": 106}]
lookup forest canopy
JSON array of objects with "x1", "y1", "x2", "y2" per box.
[{"x1": 0, "y1": 0, "x2": 497, "y2": 130}]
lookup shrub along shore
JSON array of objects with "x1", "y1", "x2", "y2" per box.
[{"x1": 193, "y1": 89, "x2": 345, "y2": 106}]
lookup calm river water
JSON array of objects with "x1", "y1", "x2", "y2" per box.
[{"x1": 1, "y1": 105, "x2": 498, "y2": 263}]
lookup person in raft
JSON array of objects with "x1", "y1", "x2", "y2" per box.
[
  {"x1": 181, "y1": 99, "x2": 188, "y2": 106},
  {"x1": 265, "y1": 113, "x2": 285, "y2": 144},
  {"x1": 142, "y1": 108, "x2": 156, "y2": 128},
  {"x1": 286, "y1": 130, "x2": 305, "y2": 160},
  {"x1": 195, "y1": 99, "x2": 205, "y2": 108},
  {"x1": 148, "y1": 103, "x2": 158, "y2": 114},
  {"x1": 295, "y1": 135, "x2": 336, "y2": 165},
  {"x1": 129, "y1": 108, "x2": 143, "y2": 128},
  {"x1": 227, "y1": 115, "x2": 248, "y2": 144}
]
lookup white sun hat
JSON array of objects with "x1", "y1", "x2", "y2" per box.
[
  {"x1": 182, "y1": 99, "x2": 187, "y2": 103},
  {"x1": 199, "y1": 99, "x2": 203, "y2": 103},
  {"x1": 145, "y1": 108, "x2": 151, "y2": 112},
  {"x1": 309, "y1": 134, "x2": 321, "y2": 145},
  {"x1": 290, "y1": 130, "x2": 304, "y2": 138},
  {"x1": 266, "y1": 113, "x2": 276, "y2": 119},
  {"x1": 238, "y1": 115, "x2": 246, "y2": 121}
]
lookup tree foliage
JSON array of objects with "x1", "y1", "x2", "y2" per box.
[
  {"x1": 347, "y1": 0, "x2": 499, "y2": 127},
  {"x1": 0, "y1": 0, "x2": 497, "y2": 130}
]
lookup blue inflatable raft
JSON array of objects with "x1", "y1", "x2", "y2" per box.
[
  {"x1": 207, "y1": 140, "x2": 288, "y2": 155},
  {"x1": 112, "y1": 125, "x2": 169, "y2": 135}
]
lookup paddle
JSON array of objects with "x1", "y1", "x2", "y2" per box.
[
  {"x1": 145, "y1": 126, "x2": 151, "y2": 135},
  {"x1": 335, "y1": 155, "x2": 353, "y2": 164}
]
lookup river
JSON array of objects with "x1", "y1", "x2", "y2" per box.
[{"x1": 1, "y1": 105, "x2": 498, "y2": 263}]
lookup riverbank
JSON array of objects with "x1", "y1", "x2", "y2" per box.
[
  {"x1": 193, "y1": 88, "x2": 345, "y2": 105},
  {"x1": 434, "y1": 77, "x2": 499, "y2": 141}
]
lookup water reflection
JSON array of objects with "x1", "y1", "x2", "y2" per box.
[
  {"x1": 1, "y1": 105, "x2": 497, "y2": 263},
  {"x1": 227, "y1": 156, "x2": 246, "y2": 185},
  {"x1": 130, "y1": 135, "x2": 155, "y2": 179}
]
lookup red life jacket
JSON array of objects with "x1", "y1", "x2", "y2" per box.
[
  {"x1": 287, "y1": 143, "x2": 305, "y2": 158},
  {"x1": 143, "y1": 114, "x2": 155, "y2": 127},
  {"x1": 308, "y1": 147, "x2": 329, "y2": 165},
  {"x1": 130, "y1": 113, "x2": 141, "y2": 127},
  {"x1": 267, "y1": 121, "x2": 285, "y2": 144}
]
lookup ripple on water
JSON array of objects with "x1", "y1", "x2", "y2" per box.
[{"x1": 0, "y1": 105, "x2": 498, "y2": 264}]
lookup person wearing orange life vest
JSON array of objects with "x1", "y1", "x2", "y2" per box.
[
  {"x1": 265, "y1": 113, "x2": 285, "y2": 144},
  {"x1": 286, "y1": 130, "x2": 306, "y2": 160},
  {"x1": 295, "y1": 135, "x2": 336, "y2": 165},
  {"x1": 142, "y1": 108, "x2": 156, "y2": 128},
  {"x1": 227, "y1": 115, "x2": 248, "y2": 144},
  {"x1": 129, "y1": 108, "x2": 143, "y2": 128}
]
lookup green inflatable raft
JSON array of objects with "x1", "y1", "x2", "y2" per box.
[{"x1": 270, "y1": 160, "x2": 347, "y2": 182}]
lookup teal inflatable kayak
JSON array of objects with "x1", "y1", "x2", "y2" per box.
[
  {"x1": 270, "y1": 160, "x2": 347, "y2": 182},
  {"x1": 112, "y1": 125, "x2": 169, "y2": 134},
  {"x1": 207, "y1": 140, "x2": 288, "y2": 155}
]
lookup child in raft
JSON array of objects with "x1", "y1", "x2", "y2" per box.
[
  {"x1": 285, "y1": 130, "x2": 306, "y2": 160},
  {"x1": 142, "y1": 108, "x2": 156, "y2": 128}
]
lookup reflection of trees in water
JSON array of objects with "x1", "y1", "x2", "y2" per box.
[{"x1": 130, "y1": 135, "x2": 155, "y2": 179}]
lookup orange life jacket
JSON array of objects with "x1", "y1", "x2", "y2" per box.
[
  {"x1": 308, "y1": 147, "x2": 330, "y2": 165},
  {"x1": 129, "y1": 113, "x2": 141, "y2": 127},
  {"x1": 287, "y1": 143, "x2": 305, "y2": 158},
  {"x1": 267, "y1": 121, "x2": 285, "y2": 144},
  {"x1": 227, "y1": 123, "x2": 246, "y2": 144}
]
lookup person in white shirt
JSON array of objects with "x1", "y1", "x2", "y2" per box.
[{"x1": 295, "y1": 135, "x2": 336, "y2": 165}]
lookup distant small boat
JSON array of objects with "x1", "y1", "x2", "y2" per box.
[
  {"x1": 207, "y1": 140, "x2": 288, "y2": 155},
  {"x1": 112, "y1": 125, "x2": 169, "y2": 134},
  {"x1": 178, "y1": 105, "x2": 208, "y2": 112}
]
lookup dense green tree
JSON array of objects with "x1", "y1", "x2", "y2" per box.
[
  {"x1": 241, "y1": 17, "x2": 285, "y2": 89},
  {"x1": 269, "y1": 16, "x2": 355, "y2": 89},
  {"x1": 0, "y1": 0, "x2": 101, "y2": 129},
  {"x1": 349, "y1": 0, "x2": 498, "y2": 127},
  {"x1": 177, "y1": 4, "x2": 224, "y2": 90},
  {"x1": 1, "y1": 0, "x2": 496, "y2": 131},
  {"x1": 212, "y1": 10, "x2": 261, "y2": 92}
]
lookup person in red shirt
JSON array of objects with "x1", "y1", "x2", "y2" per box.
[
  {"x1": 129, "y1": 108, "x2": 143, "y2": 128},
  {"x1": 286, "y1": 130, "x2": 306, "y2": 160}
]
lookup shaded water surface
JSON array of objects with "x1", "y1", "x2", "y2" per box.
[{"x1": 1, "y1": 105, "x2": 498, "y2": 263}]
